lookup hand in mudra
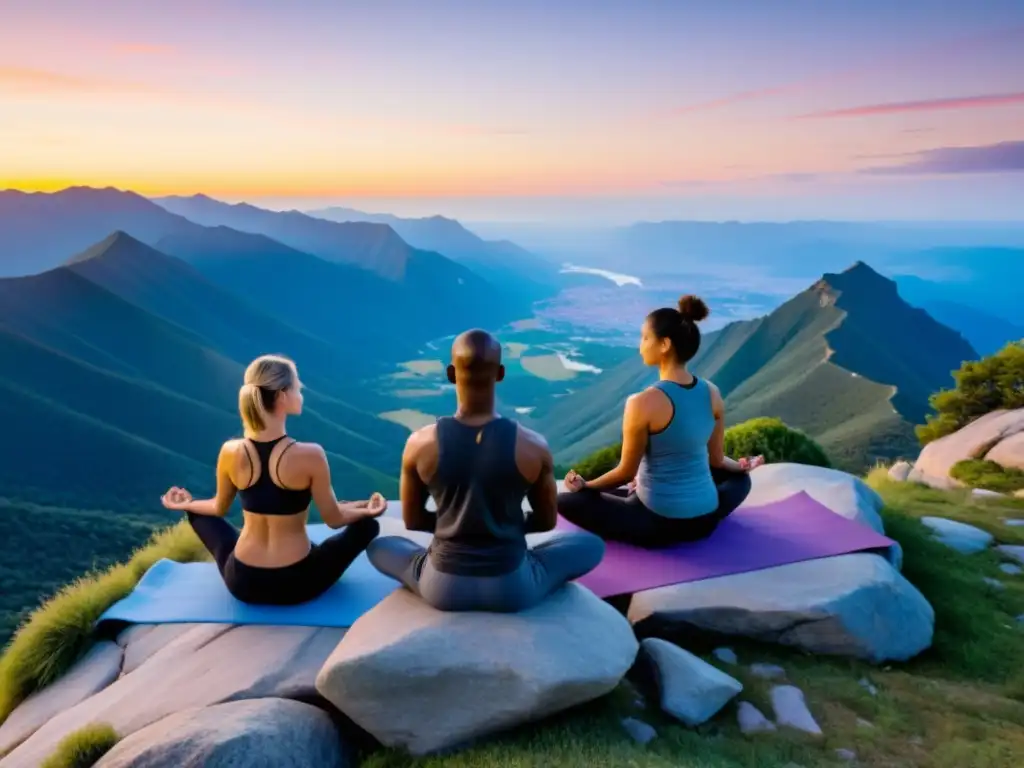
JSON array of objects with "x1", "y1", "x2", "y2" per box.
[
  {"x1": 363, "y1": 492, "x2": 388, "y2": 517},
  {"x1": 161, "y1": 486, "x2": 192, "y2": 511},
  {"x1": 739, "y1": 455, "x2": 765, "y2": 472},
  {"x1": 564, "y1": 470, "x2": 585, "y2": 492}
]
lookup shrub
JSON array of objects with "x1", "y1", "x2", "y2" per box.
[
  {"x1": 569, "y1": 417, "x2": 831, "y2": 479},
  {"x1": 917, "y1": 341, "x2": 1024, "y2": 445},
  {"x1": 40, "y1": 723, "x2": 118, "y2": 768},
  {"x1": 722, "y1": 417, "x2": 831, "y2": 468},
  {"x1": 950, "y1": 459, "x2": 1024, "y2": 494}
]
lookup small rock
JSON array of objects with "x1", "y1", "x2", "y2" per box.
[
  {"x1": 712, "y1": 647, "x2": 738, "y2": 665},
  {"x1": 972, "y1": 488, "x2": 1004, "y2": 499},
  {"x1": 983, "y1": 577, "x2": 1006, "y2": 590},
  {"x1": 736, "y1": 701, "x2": 776, "y2": 734},
  {"x1": 835, "y1": 748, "x2": 857, "y2": 761},
  {"x1": 997, "y1": 545, "x2": 1024, "y2": 565},
  {"x1": 857, "y1": 718, "x2": 874, "y2": 729},
  {"x1": 1016, "y1": 614, "x2": 1024, "y2": 624},
  {"x1": 888, "y1": 461, "x2": 912, "y2": 482},
  {"x1": 858, "y1": 678, "x2": 878, "y2": 696},
  {"x1": 749, "y1": 663, "x2": 786, "y2": 680},
  {"x1": 770, "y1": 685, "x2": 822, "y2": 735},
  {"x1": 621, "y1": 717, "x2": 657, "y2": 745},
  {"x1": 1000, "y1": 563, "x2": 1023, "y2": 575},
  {"x1": 909, "y1": 736, "x2": 924, "y2": 746},
  {"x1": 636, "y1": 638, "x2": 743, "y2": 726},
  {"x1": 920, "y1": 517, "x2": 993, "y2": 554},
  {"x1": 1004, "y1": 519, "x2": 1024, "y2": 527}
]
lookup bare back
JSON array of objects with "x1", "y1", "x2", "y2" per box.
[{"x1": 222, "y1": 438, "x2": 319, "y2": 567}]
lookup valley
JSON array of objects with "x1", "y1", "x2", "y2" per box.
[{"x1": 1, "y1": 189, "x2": 1023, "y2": 645}]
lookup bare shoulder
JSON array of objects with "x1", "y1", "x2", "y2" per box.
[
  {"x1": 705, "y1": 379, "x2": 725, "y2": 412},
  {"x1": 516, "y1": 422, "x2": 551, "y2": 452},
  {"x1": 630, "y1": 388, "x2": 660, "y2": 412},
  {"x1": 288, "y1": 441, "x2": 329, "y2": 464},
  {"x1": 219, "y1": 438, "x2": 245, "y2": 459},
  {"x1": 404, "y1": 423, "x2": 438, "y2": 456}
]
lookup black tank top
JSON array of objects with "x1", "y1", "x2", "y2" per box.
[
  {"x1": 426, "y1": 416, "x2": 532, "y2": 576},
  {"x1": 236, "y1": 436, "x2": 312, "y2": 515}
]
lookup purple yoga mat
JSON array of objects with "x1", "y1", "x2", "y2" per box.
[{"x1": 555, "y1": 491, "x2": 895, "y2": 598}]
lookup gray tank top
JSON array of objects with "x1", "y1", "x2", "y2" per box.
[
  {"x1": 635, "y1": 378, "x2": 719, "y2": 518},
  {"x1": 426, "y1": 416, "x2": 531, "y2": 576}
]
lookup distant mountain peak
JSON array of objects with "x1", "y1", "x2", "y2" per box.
[
  {"x1": 817, "y1": 260, "x2": 898, "y2": 299},
  {"x1": 65, "y1": 230, "x2": 163, "y2": 266}
]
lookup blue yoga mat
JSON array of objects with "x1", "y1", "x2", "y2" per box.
[{"x1": 97, "y1": 524, "x2": 403, "y2": 629}]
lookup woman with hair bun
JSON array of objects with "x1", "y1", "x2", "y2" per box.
[
  {"x1": 558, "y1": 296, "x2": 762, "y2": 547},
  {"x1": 160, "y1": 354, "x2": 385, "y2": 605}
]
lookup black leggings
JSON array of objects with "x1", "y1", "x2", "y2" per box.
[
  {"x1": 186, "y1": 513, "x2": 379, "y2": 606},
  {"x1": 556, "y1": 467, "x2": 752, "y2": 548}
]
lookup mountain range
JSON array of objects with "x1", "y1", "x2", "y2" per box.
[
  {"x1": 535, "y1": 261, "x2": 980, "y2": 471},
  {"x1": 0, "y1": 188, "x2": 541, "y2": 350}
]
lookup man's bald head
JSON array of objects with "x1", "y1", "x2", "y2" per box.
[{"x1": 447, "y1": 329, "x2": 505, "y2": 389}]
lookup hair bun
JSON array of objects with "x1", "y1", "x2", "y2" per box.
[{"x1": 678, "y1": 294, "x2": 709, "y2": 323}]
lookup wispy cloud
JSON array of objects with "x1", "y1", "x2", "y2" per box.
[
  {"x1": 796, "y1": 91, "x2": 1024, "y2": 120},
  {"x1": 111, "y1": 42, "x2": 176, "y2": 55},
  {"x1": 0, "y1": 66, "x2": 155, "y2": 94},
  {"x1": 662, "y1": 25, "x2": 1024, "y2": 119},
  {"x1": 861, "y1": 140, "x2": 1024, "y2": 174},
  {"x1": 446, "y1": 125, "x2": 529, "y2": 137}
]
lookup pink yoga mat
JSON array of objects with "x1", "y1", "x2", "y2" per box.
[{"x1": 555, "y1": 491, "x2": 896, "y2": 598}]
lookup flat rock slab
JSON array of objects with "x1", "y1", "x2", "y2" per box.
[
  {"x1": 0, "y1": 641, "x2": 123, "y2": 758},
  {"x1": 628, "y1": 553, "x2": 934, "y2": 663},
  {"x1": 1, "y1": 625, "x2": 345, "y2": 768},
  {"x1": 986, "y1": 430, "x2": 1024, "y2": 472},
  {"x1": 316, "y1": 584, "x2": 638, "y2": 756},
  {"x1": 920, "y1": 517, "x2": 993, "y2": 554},
  {"x1": 635, "y1": 638, "x2": 742, "y2": 727},
  {"x1": 95, "y1": 699, "x2": 349, "y2": 768}
]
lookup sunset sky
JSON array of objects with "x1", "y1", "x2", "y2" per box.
[{"x1": 2, "y1": 0, "x2": 1023, "y2": 221}]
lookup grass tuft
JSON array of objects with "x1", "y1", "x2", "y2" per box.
[
  {"x1": 39, "y1": 723, "x2": 118, "y2": 768},
  {"x1": 0, "y1": 521, "x2": 207, "y2": 724}
]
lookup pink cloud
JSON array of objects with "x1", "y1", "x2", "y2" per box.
[
  {"x1": 112, "y1": 42, "x2": 176, "y2": 55},
  {"x1": 796, "y1": 91, "x2": 1024, "y2": 120}
]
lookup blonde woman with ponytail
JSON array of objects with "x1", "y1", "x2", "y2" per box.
[{"x1": 161, "y1": 354, "x2": 386, "y2": 605}]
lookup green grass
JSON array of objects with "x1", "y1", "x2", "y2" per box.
[
  {"x1": 39, "y1": 723, "x2": 118, "y2": 768},
  {"x1": 6, "y1": 474, "x2": 1024, "y2": 766},
  {"x1": 950, "y1": 460, "x2": 1024, "y2": 494},
  {"x1": 0, "y1": 521, "x2": 208, "y2": 723}
]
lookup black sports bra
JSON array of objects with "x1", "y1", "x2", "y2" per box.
[{"x1": 236, "y1": 436, "x2": 312, "y2": 515}]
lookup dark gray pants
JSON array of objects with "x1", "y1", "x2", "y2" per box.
[{"x1": 367, "y1": 532, "x2": 605, "y2": 613}]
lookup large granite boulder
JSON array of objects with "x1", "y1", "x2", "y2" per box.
[
  {"x1": 315, "y1": 584, "x2": 639, "y2": 755},
  {"x1": 986, "y1": 431, "x2": 1024, "y2": 472},
  {"x1": 628, "y1": 553, "x2": 934, "y2": 663},
  {"x1": 911, "y1": 409, "x2": 1024, "y2": 488},
  {"x1": 95, "y1": 699, "x2": 348, "y2": 768},
  {"x1": 0, "y1": 625, "x2": 345, "y2": 767}
]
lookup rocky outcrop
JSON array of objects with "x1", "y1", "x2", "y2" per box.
[
  {"x1": 910, "y1": 409, "x2": 1024, "y2": 488},
  {"x1": 95, "y1": 699, "x2": 348, "y2": 768},
  {"x1": 315, "y1": 585, "x2": 638, "y2": 756},
  {"x1": 0, "y1": 642, "x2": 122, "y2": 758},
  {"x1": 0, "y1": 625, "x2": 344, "y2": 767}
]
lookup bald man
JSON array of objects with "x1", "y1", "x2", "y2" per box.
[{"x1": 366, "y1": 329, "x2": 605, "y2": 612}]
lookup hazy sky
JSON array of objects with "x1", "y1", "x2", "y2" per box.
[{"x1": 1, "y1": 0, "x2": 1023, "y2": 221}]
